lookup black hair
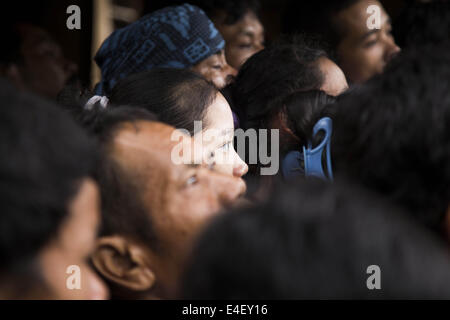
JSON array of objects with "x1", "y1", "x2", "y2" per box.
[
  {"x1": 229, "y1": 36, "x2": 328, "y2": 131},
  {"x1": 393, "y1": 1, "x2": 450, "y2": 49},
  {"x1": 109, "y1": 68, "x2": 218, "y2": 135},
  {"x1": 282, "y1": 0, "x2": 361, "y2": 52},
  {"x1": 84, "y1": 107, "x2": 159, "y2": 245},
  {"x1": 331, "y1": 44, "x2": 450, "y2": 234},
  {"x1": 182, "y1": 179, "x2": 450, "y2": 299},
  {"x1": 0, "y1": 79, "x2": 96, "y2": 292},
  {"x1": 227, "y1": 36, "x2": 328, "y2": 181},
  {"x1": 61, "y1": 94, "x2": 161, "y2": 299},
  {"x1": 190, "y1": 0, "x2": 261, "y2": 25},
  {"x1": 281, "y1": 90, "x2": 336, "y2": 155}
]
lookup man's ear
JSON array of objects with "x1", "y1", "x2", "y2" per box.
[{"x1": 91, "y1": 236, "x2": 156, "y2": 291}]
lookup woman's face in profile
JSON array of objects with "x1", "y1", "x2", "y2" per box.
[
  {"x1": 191, "y1": 50, "x2": 237, "y2": 89},
  {"x1": 198, "y1": 92, "x2": 248, "y2": 178}
]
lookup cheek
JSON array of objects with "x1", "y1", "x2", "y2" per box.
[
  {"x1": 339, "y1": 45, "x2": 385, "y2": 82},
  {"x1": 38, "y1": 249, "x2": 108, "y2": 300},
  {"x1": 161, "y1": 191, "x2": 221, "y2": 247},
  {"x1": 210, "y1": 71, "x2": 228, "y2": 89},
  {"x1": 227, "y1": 47, "x2": 253, "y2": 69},
  {"x1": 79, "y1": 265, "x2": 109, "y2": 300},
  {"x1": 351, "y1": 46, "x2": 386, "y2": 73}
]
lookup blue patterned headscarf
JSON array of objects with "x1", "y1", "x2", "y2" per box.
[{"x1": 94, "y1": 4, "x2": 225, "y2": 95}]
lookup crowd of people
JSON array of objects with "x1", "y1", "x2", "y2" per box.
[{"x1": 0, "y1": 0, "x2": 450, "y2": 299}]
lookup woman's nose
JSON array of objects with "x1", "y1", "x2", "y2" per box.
[{"x1": 233, "y1": 161, "x2": 249, "y2": 178}]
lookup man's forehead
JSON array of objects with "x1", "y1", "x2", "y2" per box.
[
  {"x1": 114, "y1": 121, "x2": 180, "y2": 152},
  {"x1": 336, "y1": 0, "x2": 389, "y2": 36}
]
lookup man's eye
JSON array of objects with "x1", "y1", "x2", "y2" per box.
[
  {"x1": 363, "y1": 39, "x2": 378, "y2": 48},
  {"x1": 238, "y1": 43, "x2": 252, "y2": 49},
  {"x1": 212, "y1": 65, "x2": 222, "y2": 70},
  {"x1": 186, "y1": 175, "x2": 198, "y2": 186}
]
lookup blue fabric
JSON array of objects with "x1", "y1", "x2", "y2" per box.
[{"x1": 95, "y1": 4, "x2": 225, "y2": 95}]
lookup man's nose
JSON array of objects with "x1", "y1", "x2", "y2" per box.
[
  {"x1": 215, "y1": 174, "x2": 247, "y2": 207},
  {"x1": 385, "y1": 38, "x2": 401, "y2": 64},
  {"x1": 224, "y1": 63, "x2": 238, "y2": 85}
]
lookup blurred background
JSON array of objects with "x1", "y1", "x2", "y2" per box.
[{"x1": 1, "y1": 0, "x2": 435, "y2": 90}]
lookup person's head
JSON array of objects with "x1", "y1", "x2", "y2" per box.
[
  {"x1": 182, "y1": 179, "x2": 450, "y2": 299},
  {"x1": 76, "y1": 105, "x2": 246, "y2": 299},
  {"x1": 230, "y1": 37, "x2": 347, "y2": 132},
  {"x1": 192, "y1": 0, "x2": 264, "y2": 69},
  {"x1": 228, "y1": 38, "x2": 346, "y2": 183},
  {"x1": 110, "y1": 68, "x2": 248, "y2": 178},
  {"x1": 284, "y1": 0, "x2": 400, "y2": 84},
  {"x1": 0, "y1": 23, "x2": 78, "y2": 99},
  {"x1": 95, "y1": 4, "x2": 236, "y2": 94},
  {"x1": 331, "y1": 45, "x2": 450, "y2": 238},
  {"x1": 0, "y1": 80, "x2": 107, "y2": 300}
]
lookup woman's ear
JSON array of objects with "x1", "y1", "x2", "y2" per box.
[{"x1": 91, "y1": 236, "x2": 156, "y2": 292}]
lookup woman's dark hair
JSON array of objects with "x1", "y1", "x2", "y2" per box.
[
  {"x1": 109, "y1": 68, "x2": 219, "y2": 135},
  {"x1": 226, "y1": 37, "x2": 329, "y2": 182},
  {"x1": 281, "y1": 90, "x2": 336, "y2": 155},
  {"x1": 0, "y1": 80, "x2": 96, "y2": 296},
  {"x1": 228, "y1": 36, "x2": 328, "y2": 131}
]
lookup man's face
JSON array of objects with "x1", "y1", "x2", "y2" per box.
[
  {"x1": 112, "y1": 121, "x2": 246, "y2": 294},
  {"x1": 215, "y1": 11, "x2": 265, "y2": 70},
  {"x1": 38, "y1": 179, "x2": 109, "y2": 300},
  {"x1": 191, "y1": 50, "x2": 237, "y2": 88},
  {"x1": 334, "y1": 0, "x2": 400, "y2": 83},
  {"x1": 15, "y1": 24, "x2": 78, "y2": 98}
]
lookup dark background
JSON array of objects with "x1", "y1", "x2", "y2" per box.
[{"x1": 2, "y1": 0, "x2": 414, "y2": 88}]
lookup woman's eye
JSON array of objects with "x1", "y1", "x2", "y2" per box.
[
  {"x1": 219, "y1": 142, "x2": 232, "y2": 152},
  {"x1": 212, "y1": 64, "x2": 222, "y2": 70},
  {"x1": 186, "y1": 175, "x2": 198, "y2": 186}
]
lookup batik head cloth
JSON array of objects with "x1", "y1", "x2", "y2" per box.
[{"x1": 95, "y1": 4, "x2": 225, "y2": 95}]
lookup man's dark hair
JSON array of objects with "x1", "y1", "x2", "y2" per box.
[
  {"x1": 182, "y1": 179, "x2": 450, "y2": 299},
  {"x1": 332, "y1": 45, "x2": 450, "y2": 234},
  {"x1": 0, "y1": 79, "x2": 96, "y2": 293},
  {"x1": 59, "y1": 90, "x2": 161, "y2": 298},
  {"x1": 110, "y1": 68, "x2": 218, "y2": 135},
  {"x1": 282, "y1": 0, "x2": 360, "y2": 52},
  {"x1": 190, "y1": 0, "x2": 261, "y2": 25},
  {"x1": 75, "y1": 103, "x2": 159, "y2": 249}
]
